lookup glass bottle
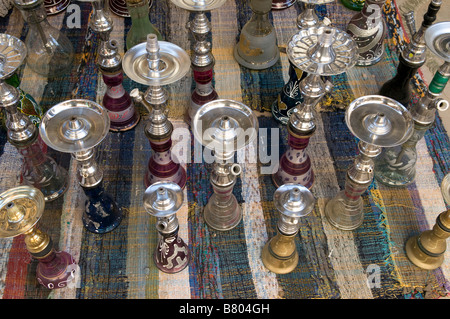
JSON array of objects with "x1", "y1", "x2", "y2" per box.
[
  {"x1": 374, "y1": 61, "x2": 450, "y2": 187},
  {"x1": 14, "y1": 0, "x2": 74, "y2": 77},
  {"x1": 374, "y1": 121, "x2": 430, "y2": 186},
  {"x1": 125, "y1": 0, "x2": 162, "y2": 50},
  {"x1": 340, "y1": 0, "x2": 365, "y2": 11},
  {"x1": 5, "y1": 73, "x2": 43, "y2": 126},
  {"x1": 346, "y1": 0, "x2": 386, "y2": 66},
  {"x1": 234, "y1": 0, "x2": 279, "y2": 70}
]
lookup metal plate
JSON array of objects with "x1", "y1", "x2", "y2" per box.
[
  {"x1": 170, "y1": 0, "x2": 226, "y2": 11},
  {"x1": 345, "y1": 95, "x2": 414, "y2": 147},
  {"x1": 144, "y1": 181, "x2": 183, "y2": 218},
  {"x1": 122, "y1": 41, "x2": 190, "y2": 86},
  {"x1": 109, "y1": 0, "x2": 153, "y2": 17},
  {"x1": 39, "y1": 99, "x2": 110, "y2": 153},
  {"x1": 287, "y1": 25, "x2": 358, "y2": 76},
  {"x1": 192, "y1": 99, "x2": 258, "y2": 154},
  {"x1": 0, "y1": 34, "x2": 27, "y2": 80},
  {"x1": 0, "y1": 186, "x2": 44, "y2": 238},
  {"x1": 274, "y1": 183, "x2": 315, "y2": 217},
  {"x1": 425, "y1": 22, "x2": 450, "y2": 62}
]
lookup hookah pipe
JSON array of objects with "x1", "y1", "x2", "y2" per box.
[
  {"x1": 379, "y1": 0, "x2": 441, "y2": 106},
  {"x1": 262, "y1": 184, "x2": 315, "y2": 274},
  {"x1": 39, "y1": 99, "x2": 124, "y2": 234},
  {"x1": 169, "y1": 0, "x2": 225, "y2": 123},
  {"x1": 144, "y1": 181, "x2": 190, "y2": 273},
  {"x1": 374, "y1": 22, "x2": 450, "y2": 187},
  {"x1": 0, "y1": 186, "x2": 77, "y2": 289},
  {"x1": 89, "y1": 0, "x2": 140, "y2": 132},
  {"x1": 0, "y1": 34, "x2": 67, "y2": 202},
  {"x1": 125, "y1": 34, "x2": 190, "y2": 189},
  {"x1": 405, "y1": 173, "x2": 450, "y2": 270}
]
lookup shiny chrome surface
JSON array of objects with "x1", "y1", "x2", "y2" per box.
[
  {"x1": 192, "y1": 99, "x2": 258, "y2": 158},
  {"x1": 0, "y1": 34, "x2": 27, "y2": 79},
  {"x1": 425, "y1": 22, "x2": 450, "y2": 62},
  {"x1": 287, "y1": 25, "x2": 358, "y2": 75},
  {"x1": 274, "y1": 183, "x2": 315, "y2": 218},
  {"x1": 170, "y1": 0, "x2": 226, "y2": 11},
  {"x1": 39, "y1": 99, "x2": 110, "y2": 153},
  {"x1": 122, "y1": 39, "x2": 190, "y2": 86},
  {"x1": 143, "y1": 181, "x2": 183, "y2": 218},
  {"x1": 0, "y1": 186, "x2": 44, "y2": 238},
  {"x1": 345, "y1": 95, "x2": 414, "y2": 147}
]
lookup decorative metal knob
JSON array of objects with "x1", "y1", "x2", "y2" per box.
[
  {"x1": 0, "y1": 186, "x2": 77, "y2": 289},
  {"x1": 144, "y1": 181, "x2": 190, "y2": 273},
  {"x1": 262, "y1": 183, "x2": 315, "y2": 274}
]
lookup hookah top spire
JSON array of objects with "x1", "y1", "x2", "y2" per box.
[
  {"x1": 192, "y1": 99, "x2": 259, "y2": 161},
  {"x1": 170, "y1": 0, "x2": 226, "y2": 11},
  {"x1": 287, "y1": 25, "x2": 358, "y2": 76},
  {"x1": 425, "y1": 21, "x2": 450, "y2": 62},
  {"x1": 39, "y1": 99, "x2": 110, "y2": 153},
  {"x1": 0, "y1": 186, "x2": 44, "y2": 238},
  {"x1": 345, "y1": 95, "x2": 414, "y2": 147},
  {"x1": 143, "y1": 181, "x2": 183, "y2": 218},
  {"x1": 122, "y1": 34, "x2": 190, "y2": 86},
  {"x1": 274, "y1": 184, "x2": 315, "y2": 218},
  {"x1": 0, "y1": 34, "x2": 27, "y2": 80}
]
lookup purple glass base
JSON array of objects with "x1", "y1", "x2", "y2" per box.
[
  {"x1": 144, "y1": 138, "x2": 187, "y2": 189},
  {"x1": 154, "y1": 234, "x2": 190, "y2": 273},
  {"x1": 103, "y1": 72, "x2": 140, "y2": 132},
  {"x1": 145, "y1": 157, "x2": 187, "y2": 189},
  {"x1": 36, "y1": 250, "x2": 77, "y2": 289},
  {"x1": 272, "y1": 131, "x2": 314, "y2": 189}
]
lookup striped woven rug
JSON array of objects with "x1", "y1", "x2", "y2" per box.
[{"x1": 0, "y1": 0, "x2": 449, "y2": 299}]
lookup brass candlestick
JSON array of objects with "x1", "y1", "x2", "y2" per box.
[
  {"x1": 405, "y1": 173, "x2": 450, "y2": 270},
  {"x1": 0, "y1": 186, "x2": 77, "y2": 289},
  {"x1": 325, "y1": 95, "x2": 414, "y2": 230},
  {"x1": 262, "y1": 183, "x2": 315, "y2": 274}
]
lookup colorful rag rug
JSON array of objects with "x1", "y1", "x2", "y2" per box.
[{"x1": 0, "y1": 0, "x2": 449, "y2": 300}]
